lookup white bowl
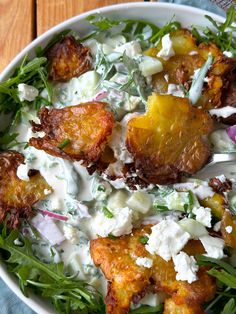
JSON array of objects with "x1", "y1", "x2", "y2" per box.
[{"x1": 0, "y1": 2, "x2": 225, "y2": 313}]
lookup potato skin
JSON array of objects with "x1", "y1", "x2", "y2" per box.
[
  {"x1": 29, "y1": 102, "x2": 114, "y2": 165},
  {"x1": 126, "y1": 93, "x2": 213, "y2": 185},
  {"x1": 90, "y1": 226, "x2": 216, "y2": 314},
  {"x1": 47, "y1": 35, "x2": 92, "y2": 81},
  {"x1": 0, "y1": 151, "x2": 51, "y2": 228}
]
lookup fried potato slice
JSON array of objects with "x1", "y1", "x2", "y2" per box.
[
  {"x1": 126, "y1": 93, "x2": 213, "y2": 184},
  {"x1": 47, "y1": 35, "x2": 92, "y2": 81},
  {"x1": 29, "y1": 102, "x2": 114, "y2": 164},
  {"x1": 147, "y1": 29, "x2": 235, "y2": 112},
  {"x1": 200, "y1": 193, "x2": 227, "y2": 220},
  {"x1": 0, "y1": 151, "x2": 51, "y2": 228},
  {"x1": 90, "y1": 226, "x2": 216, "y2": 314},
  {"x1": 221, "y1": 210, "x2": 236, "y2": 248}
]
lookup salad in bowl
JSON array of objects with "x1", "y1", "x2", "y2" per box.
[{"x1": 0, "y1": 3, "x2": 236, "y2": 314}]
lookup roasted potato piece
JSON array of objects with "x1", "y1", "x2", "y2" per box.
[
  {"x1": 0, "y1": 151, "x2": 51, "y2": 228},
  {"x1": 147, "y1": 29, "x2": 235, "y2": 113},
  {"x1": 47, "y1": 35, "x2": 92, "y2": 81},
  {"x1": 90, "y1": 226, "x2": 216, "y2": 314},
  {"x1": 126, "y1": 93, "x2": 213, "y2": 184},
  {"x1": 29, "y1": 102, "x2": 114, "y2": 164},
  {"x1": 200, "y1": 193, "x2": 226, "y2": 220},
  {"x1": 198, "y1": 56, "x2": 236, "y2": 111},
  {"x1": 221, "y1": 210, "x2": 236, "y2": 248}
]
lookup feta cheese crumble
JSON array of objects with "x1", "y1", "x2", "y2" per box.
[
  {"x1": 199, "y1": 235, "x2": 225, "y2": 259},
  {"x1": 92, "y1": 206, "x2": 133, "y2": 237},
  {"x1": 18, "y1": 83, "x2": 39, "y2": 102},
  {"x1": 225, "y1": 225, "x2": 233, "y2": 234},
  {"x1": 209, "y1": 106, "x2": 236, "y2": 119},
  {"x1": 136, "y1": 257, "x2": 153, "y2": 268},
  {"x1": 213, "y1": 221, "x2": 221, "y2": 232},
  {"x1": 167, "y1": 84, "x2": 185, "y2": 98},
  {"x1": 223, "y1": 51, "x2": 233, "y2": 58},
  {"x1": 145, "y1": 220, "x2": 190, "y2": 261},
  {"x1": 173, "y1": 252, "x2": 199, "y2": 284},
  {"x1": 157, "y1": 34, "x2": 175, "y2": 60},
  {"x1": 192, "y1": 206, "x2": 212, "y2": 227},
  {"x1": 115, "y1": 41, "x2": 142, "y2": 58},
  {"x1": 16, "y1": 163, "x2": 30, "y2": 181}
]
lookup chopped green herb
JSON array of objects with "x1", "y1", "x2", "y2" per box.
[
  {"x1": 108, "y1": 233, "x2": 117, "y2": 239},
  {"x1": 102, "y1": 206, "x2": 114, "y2": 218},
  {"x1": 122, "y1": 53, "x2": 149, "y2": 105},
  {"x1": 153, "y1": 204, "x2": 169, "y2": 212},
  {"x1": 97, "y1": 185, "x2": 106, "y2": 192},
  {"x1": 129, "y1": 304, "x2": 163, "y2": 313},
  {"x1": 139, "y1": 236, "x2": 149, "y2": 245},
  {"x1": 57, "y1": 139, "x2": 71, "y2": 149}
]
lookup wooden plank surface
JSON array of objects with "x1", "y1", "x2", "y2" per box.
[
  {"x1": 0, "y1": 0, "x2": 34, "y2": 72},
  {"x1": 37, "y1": 0, "x2": 142, "y2": 35},
  {"x1": 0, "y1": 0, "x2": 144, "y2": 73}
]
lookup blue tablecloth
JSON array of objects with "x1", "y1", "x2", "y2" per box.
[{"x1": 0, "y1": 1, "x2": 225, "y2": 313}]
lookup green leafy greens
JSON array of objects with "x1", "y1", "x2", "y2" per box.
[
  {"x1": 192, "y1": 5, "x2": 236, "y2": 57},
  {"x1": 197, "y1": 255, "x2": 236, "y2": 313},
  {"x1": 0, "y1": 225, "x2": 105, "y2": 314}
]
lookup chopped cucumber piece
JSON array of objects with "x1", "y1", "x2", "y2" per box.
[
  {"x1": 126, "y1": 191, "x2": 152, "y2": 214},
  {"x1": 139, "y1": 56, "x2": 163, "y2": 77},
  {"x1": 107, "y1": 190, "x2": 129, "y2": 210},
  {"x1": 178, "y1": 218, "x2": 208, "y2": 239},
  {"x1": 102, "y1": 35, "x2": 126, "y2": 48}
]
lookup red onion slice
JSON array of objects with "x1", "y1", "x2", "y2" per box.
[
  {"x1": 38, "y1": 209, "x2": 68, "y2": 221},
  {"x1": 226, "y1": 125, "x2": 236, "y2": 143}
]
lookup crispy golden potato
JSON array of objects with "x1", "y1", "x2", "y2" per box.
[
  {"x1": 147, "y1": 29, "x2": 236, "y2": 114},
  {"x1": 90, "y1": 226, "x2": 216, "y2": 314},
  {"x1": 0, "y1": 151, "x2": 51, "y2": 228},
  {"x1": 29, "y1": 102, "x2": 114, "y2": 164},
  {"x1": 198, "y1": 56, "x2": 236, "y2": 112},
  {"x1": 200, "y1": 193, "x2": 226, "y2": 220},
  {"x1": 125, "y1": 93, "x2": 213, "y2": 184},
  {"x1": 221, "y1": 210, "x2": 236, "y2": 248},
  {"x1": 47, "y1": 35, "x2": 92, "y2": 81}
]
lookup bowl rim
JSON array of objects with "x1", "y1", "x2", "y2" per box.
[{"x1": 0, "y1": 2, "x2": 226, "y2": 313}]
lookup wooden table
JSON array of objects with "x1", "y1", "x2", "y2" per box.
[{"x1": 0, "y1": 0, "x2": 149, "y2": 73}]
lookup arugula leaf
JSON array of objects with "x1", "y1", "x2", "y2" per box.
[
  {"x1": 129, "y1": 304, "x2": 163, "y2": 313},
  {"x1": 0, "y1": 225, "x2": 105, "y2": 314},
  {"x1": 196, "y1": 255, "x2": 236, "y2": 277},
  {"x1": 208, "y1": 268, "x2": 236, "y2": 288},
  {"x1": 83, "y1": 14, "x2": 160, "y2": 44},
  {"x1": 191, "y1": 6, "x2": 236, "y2": 56},
  {"x1": 221, "y1": 298, "x2": 236, "y2": 314},
  {"x1": 150, "y1": 17, "x2": 181, "y2": 44}
]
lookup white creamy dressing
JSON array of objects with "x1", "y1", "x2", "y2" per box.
[{"x1": 209, "y1": 106, "x2": 236, "y2": 118}]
